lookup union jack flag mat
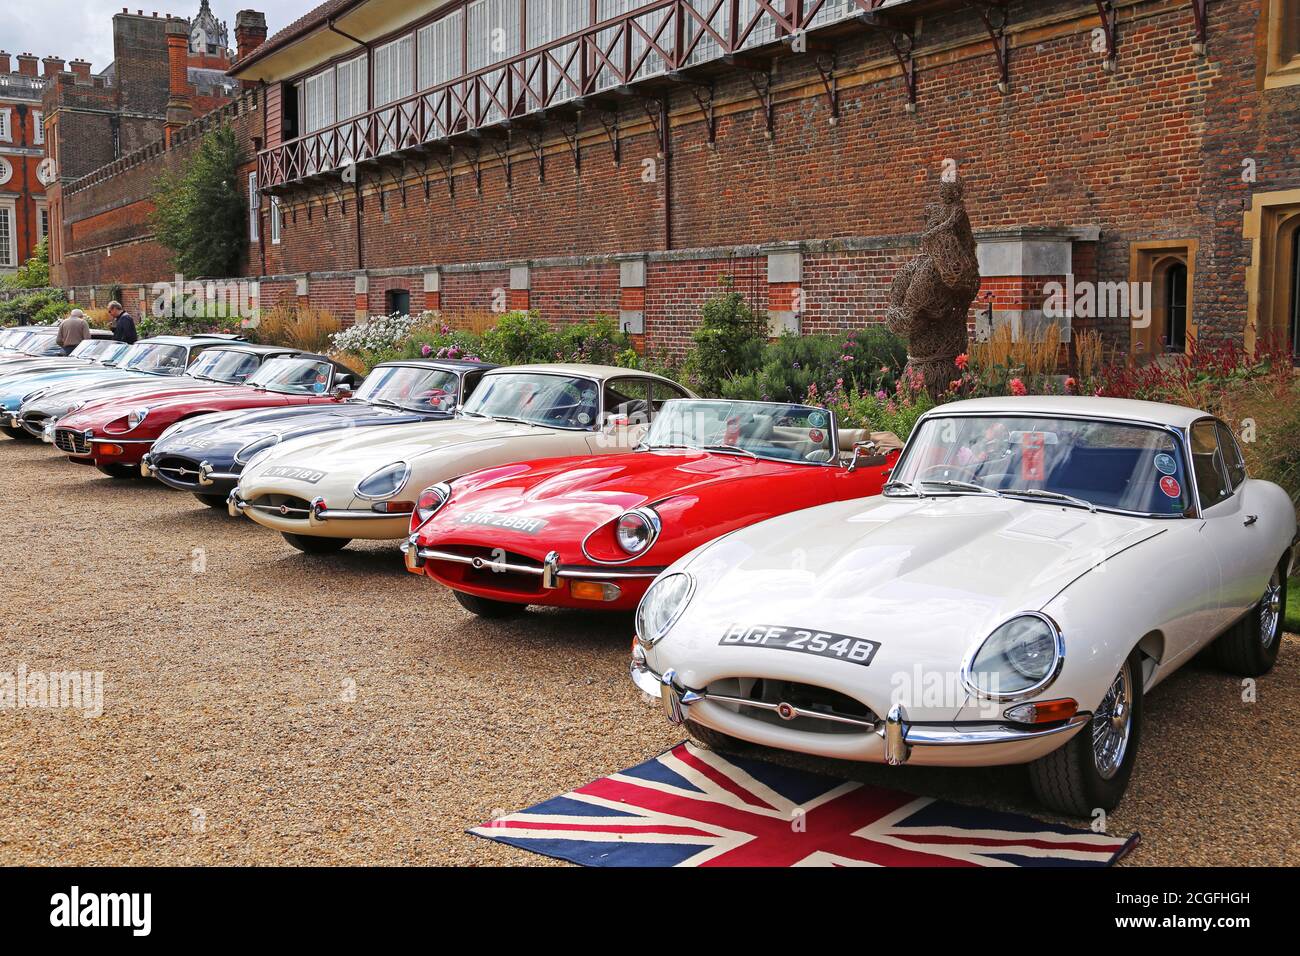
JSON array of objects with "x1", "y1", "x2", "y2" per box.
[{"x1": 470, "y1": 742, "x2": 1140, "y2": 867}]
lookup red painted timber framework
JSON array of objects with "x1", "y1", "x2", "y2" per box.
[{"x1": 258, "y1": 0, "x2": 1011, "y2": 193}]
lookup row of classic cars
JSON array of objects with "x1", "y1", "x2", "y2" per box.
[{"x1": 1, "y1": 327, "x2": 1294, "y2": 818}]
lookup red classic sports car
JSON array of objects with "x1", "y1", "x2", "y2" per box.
[
  {"x1": 402, "y1": 399, "x2": 902, "y2": 616},
  {"x1": 53, "y1": 352, "x2": 362, "y2": 478}
]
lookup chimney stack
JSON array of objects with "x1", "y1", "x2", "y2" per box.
[
  {"x1": 0, "y1": 53, "x2": 10, "y2": 74},
  {"x1": 17, "y1": 53, "x2": 39, "y2": 77},
  {"x1": 42, "y1": 56, "x2": 66, "y2": 77},
  {"x1": 70, "y1": 59, "x2": 92, "y2": 80},
  {"x1": 164, "y1": 17, "x2": 192, "y2": 145},
  {"x1": 234, "y1": 10, "x2": 267, "y2": 86}
]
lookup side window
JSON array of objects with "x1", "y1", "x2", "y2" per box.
[
  {"x1": 461, "y1": 371, "x2": 483, "y2": 400},
  {"x1": 1190, "y1": 421, "x2": 1231, "y2": 509},
  {"x1": 1215, "y1": 422, "x2": 1247, "y2": 489},
  {"x1": 604, "y1": 378, "x2": 653, "y2": 426},
  {"x1": 651, "y1": 380, "x2": 691, "y2": 412}
]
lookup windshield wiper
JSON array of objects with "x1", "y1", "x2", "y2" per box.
[
  {"x1": 703, "y1": 443, "x2": 759, "y2": 459},
  {"x1": 882, "y1": 480, "x2": 925, "y2": 498},
  {"x1": 1001, "y1": 487, "x2": 1097, "y2": 513},
  {"x1": 919, "y1": 479, "x2": 1005, "y2": 498},
  {"x1": 368, "y1": 399, "x2": 403, "y2": 410},
  {"x1": 490, "y1": 415, "x2": 534, "y2": 426},
  {"x1": 459, "y1": 409, "x2": 489, "y2": 418}
]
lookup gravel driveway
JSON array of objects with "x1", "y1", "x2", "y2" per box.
[{"x1": 0, "y1": 438, "x2": 1295, "y2": 865}]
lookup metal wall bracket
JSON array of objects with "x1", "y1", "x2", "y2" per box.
[
  {"x1": 597, "y1": 110, "x2": 621, "y2": 165},
  {"x1": 641, "y1": 97, "x2": 670, "y2": 154},
  {"x1": 681, "y1": 81, "x2": 717, "y2": 145},
  {"x1": 557, "y1": 118, "x2": 582, "y2": 175},
  {"x1": 965, "y1": 0, "x2": 1011, "y2": 93},
  {"x1": 741, "y1": 70, "x2": 775, "y2": 138},
  {"x1": 523, "y1": 129, "x2": 546, "y2": 182},
  {"x1": 1094, "y1": 0, "x2": 1118, "y2": 69},
  {"x1": 485, "y1": 136, "x2": 513, "y2": 189},
  {"x1": 813, "y1": 54, "x2": 839, "y2": 125},
  {"x1": 859, "y1": 13, "x2": 918, "y2": 111},
  {"x1": 429, "y1": 147, "x2": 456, "y2": 197}
]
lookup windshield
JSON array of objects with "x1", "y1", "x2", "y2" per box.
[
  {"x1": 185, "y1": 348, "x2": 261, "y2": 383},
  {"x1": 460, "y1": 372, "x2": 599, "y2": 429},
  {"x1": 892, "y1": 415, "x2": 1192, "y2": 515},
  {"x1": 19, "y1": 333, "x2": 60, "y2": 356},
  {"x1": 646, "y1": 400, "x2": 838, "y2": 463},
  {"x1": 356, "y1": 365, "x2": 460, "y2": 412},
  {"x1": 1, "y1": 330, "x2": 37, "y2": 351},
  {"x1": 121, "y1": 343, "x2": 189, "y2": 374},
  {"x1": 247, "y1": 357, "x2": 333, "y2": 394},
  {"x1": 71, "y1": 341, "x2": 127, "y2": 363}
]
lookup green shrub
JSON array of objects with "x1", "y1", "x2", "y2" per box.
[
  {"x1": 2, "y1": 238, "x2": 50, "y2": 290},
  {"x1": 684, "y1": 280, "x2": 767, "y2": 396},
  {"x1": 136, "y1": 312, "x2": 247, "y2": 339},
  {"x1": 151, "y1": 125, "x2": 247, "y2": 277},
  {"x1": 551, "y1": 314, "x2": 634, "y2": 365},
  {"x1": 0, "y1": 289, "x2": 69, "y2": 326},
  {"x1": 477, "y1": 311, "x2": 554, "y2": 364}
]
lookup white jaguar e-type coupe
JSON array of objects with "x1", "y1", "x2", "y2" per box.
[{"x1": 631, "y1": 397, "x2": 1296, "y2": 816}]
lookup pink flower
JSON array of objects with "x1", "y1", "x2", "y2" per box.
[
  {"x1": 955, "y1": 353, "x2": 969, "y2": 371},
  {"x1": 1009, "y1": 378, "x2": 1027, "y2": 396},
  {"x1": 421, "y1": 344, "x2": 433, "y2": 357},
  {"x1": 1064, "y1": 376, "x2": 1078, "y2": 394}
]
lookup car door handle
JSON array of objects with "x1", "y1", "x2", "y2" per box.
[{"x1": 1243, "y1": 514, "x2": 1258, "y2": 526}]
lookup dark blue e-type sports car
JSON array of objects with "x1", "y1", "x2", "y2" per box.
[{"x1": 142, "y1": 358, "x2": 497, "y2": 507}]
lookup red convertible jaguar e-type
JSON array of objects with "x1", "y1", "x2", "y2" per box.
[
  {"x1": 402, "y1": 399, "x2": 901, "y2": 616},
  {"x1": 53, "y1": 351, "x2": 362, "y2": 477}
]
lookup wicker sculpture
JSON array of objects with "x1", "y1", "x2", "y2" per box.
[{"x1": 885, "y1": 178, "x2": 982, "y2": 398}]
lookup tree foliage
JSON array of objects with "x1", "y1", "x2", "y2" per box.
[
  {"x1": 151, "y1": 125, "x2": 247, "y2": 277},
  {"x1": 2, "y1": 238, "x2": 51, "y2": 289}
]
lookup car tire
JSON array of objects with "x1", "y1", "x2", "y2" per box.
[
  {"x1": 1212, "y1": 564, "x2": 1286, "y2": 678},
  {"x1": 281, "y1": 532, "x2": 350, "y2": 554},
  {"x1": 452, "y1": 590, "x2": 527, "y2": 618},
  {"x1": 96, "y1": 464, "x2": 138, "y2": 479},
  {"x1": 1, "y1": 424, "x2": 34, "y2": 441},
  {"x1": 1028, "y1": 649, "x2": 1143, "y2": 818},
  {"x1": 193, "y1": 493, "x2": 228, "y2": 509},
  {"x1": 684, "y1": 719, "x2": 747, "y2": 754}
]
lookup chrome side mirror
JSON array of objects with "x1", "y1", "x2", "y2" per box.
[{"x1": 330, "y1": 382, "x2": 354, "y2": 400}]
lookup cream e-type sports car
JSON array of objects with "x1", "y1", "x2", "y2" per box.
[
  {"x1": 631, "y1": 397, "x2": 1297, "y2": 816},
  {"x1": 229, "y1": 364, "x2": 695, "y2": 552}
]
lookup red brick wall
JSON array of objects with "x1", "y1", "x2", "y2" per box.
[{"x1": 49, "y1": 0, "x2": 1300, "y2": 359}]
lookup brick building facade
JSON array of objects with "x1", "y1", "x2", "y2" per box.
[
  {"x1": 40, "y1": 4, "x2": 241, "y2": 286},
  {"x1": 48, "y1": 0, "x2": 1300, "y2": 364},
  {"x1": 0, "y1": 52, "x2": 84, "y2": 275}
]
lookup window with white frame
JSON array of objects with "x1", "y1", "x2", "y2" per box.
[
  {"x1": 468, "y1": 0, "x2": 521, "y2": 124},
  {"x1": 336, "y1": 54, "x2": 369, "y2": 120},
  {"x1": 270, "y1": 196, "x2": 281, "y2": 245},
  {"x1": 248, "y1": 172, "x2": 259, "y2": 242},
  {"x1": 0, "y1": 202, "x2": 15, "y2": 268},
  {"x1": 301, "y1": 67, "x2": 336, "y2": 135},
  {"x1": 525, "y1": 0, "x2": 589, "y2": 106},
  {"x1": 0, "y1": 109, "x2": 11, "y2": 142},
  {"x1": 374, "y1": 34, "x2": 415, "y2": 152},
  {"x1": 36, "y1": 202, "x2": 49, "y2": 245},
  {"x1": 32, "y1": 109, "x2": 44, "y2": 146},
  {"x1": 419, "y1": 12, "x2": 465, "y2": 90}
]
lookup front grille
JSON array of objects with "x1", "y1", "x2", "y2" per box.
[
  {"x1": 705, "y1": 678, "x2": 877, "y2": 735},
  {"x1": 248, "y1": 494, "x2": 313, "y2": 519},
  {"x1": 429, "y1": 544, "x2": 544, "y2": 594},
  {"x1": 54, "y1": 428, "x2": 90, "y2": 455},
  {"x1": 18, "y1": 411, "x2": 48, "y2": 437},
  {"x1": 154, "y1": 455, "x2": 205, "y2": 489}
]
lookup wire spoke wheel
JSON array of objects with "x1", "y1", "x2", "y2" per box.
[
  {"x1": 1260, "y1": 569, "x2": 1283, "y2": 650},
  {"x1": 1091, "y1": 661, "x2": 1133, "y2": 781}
]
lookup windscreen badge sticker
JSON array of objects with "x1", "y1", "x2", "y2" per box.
[
  {"x1": 1159, "y1": 475, "x2": 1182, "y2": 499},
  {"x1": 720, "y1": 624, "x2": 880, "y2": 667},
  {"x1": 1154, "y1": 453, "x2": 1177, "y2": 475},
  {"x1": 808, "y1": 411, "x2": 829, "y2": 429}
]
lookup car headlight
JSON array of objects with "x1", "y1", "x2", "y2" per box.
[
  {"x1": 635, "y1": 572, "x2": 695, "y2": 647},
  {"x1": 234, "y1": 434, "x2": 280, "y2": 464},
  {"x1": 356, "y1": 461, "x2": 410, "y2": 500},
  {"x1": 126, "y1": 407, "x2": 149, "y2": 430},
  {"x1": 963, "y1": 612, "x2": 1063, "y2": 700},
  {"x1": 414, "y1": 482, "x2": 452, "y2": 524},
  {"x1": 615, "y1": 508, "x2": 661, "y2": 555}
]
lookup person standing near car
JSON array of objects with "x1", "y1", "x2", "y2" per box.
[
  {"x1": 56, "y1": 309, "x2": 91, "y2": 355},
  {"x1": 107, "y1": 301, "x2": 137, "y2": 344}
]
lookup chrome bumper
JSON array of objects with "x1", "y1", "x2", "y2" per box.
[
  {"x1": 228, "y1": 490, "x2": 411, "y2": 523},
  {"x1": 143, "y1": 454, "x2": 238, "y2": 485},
  {"x1": 402, "y1": 538, "x2": 662, "y2": 586},
  {"x1": 632, "y1": 657, "x2": 1091, "y2": 766}
]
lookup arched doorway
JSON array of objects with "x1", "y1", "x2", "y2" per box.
[
  {"x1": 1154, "y1": 256, "x2": 1189, "y2": 354},
  {"x1": 1130, "y1": 241, "x2": 1196, "y2": 362}
]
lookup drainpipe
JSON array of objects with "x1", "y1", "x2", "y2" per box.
[
  {"x1": 660, "y1": 98, "x2": 672, "y2": 251},
  {"x1": 328, "y1": 18, "x2": 370, "y2": 272}
]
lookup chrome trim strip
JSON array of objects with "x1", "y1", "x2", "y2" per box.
[
  {"x1": 703, "y1": 690, "x2": 878, "y2": 730},
  {"x1": 416, "y1": 547, "x2": 661, "y2": 579}
]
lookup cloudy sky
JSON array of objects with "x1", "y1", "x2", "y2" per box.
[{"x1": 3, "y1": 0, "x2": 303, "y2": 76}]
